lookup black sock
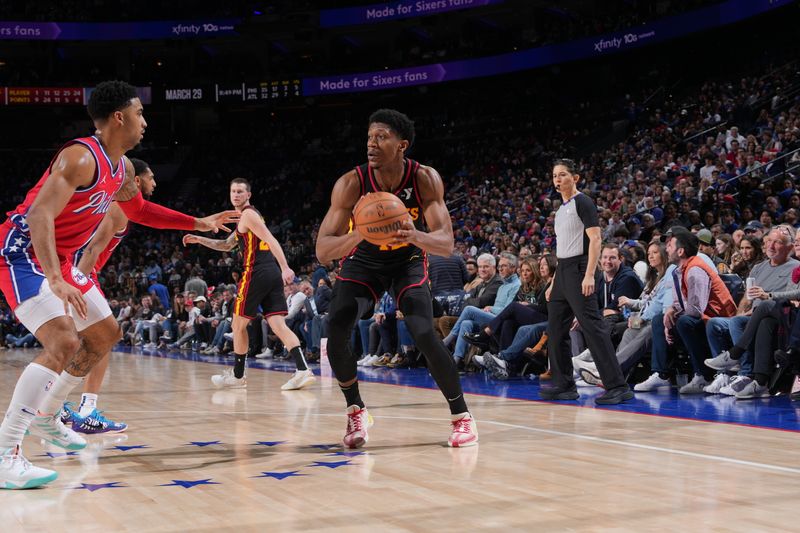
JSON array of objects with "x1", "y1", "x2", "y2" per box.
[
  {"x1": 340, "y1": 381, "x2": 364, "y2": 409},
  {"x1": 233, "y1": 353, "x2": 247, "y2": 379},
  {"x1": 290, "y1": 346, "x2": 308, "y2": 371},
  {"x1": 658, "y1": 372, "x2": 671, "y2": 381},
  {"x1": 754, "y1": 373, "x2": 769, "y2": 386},
  {"x1": 446, "y1": 394, "x2": 468, "y2": 415},
  {"x1": 729, "y1": 346, "x2": 745, "y2": 360}
]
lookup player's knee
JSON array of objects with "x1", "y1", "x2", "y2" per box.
[{"x1": 55, "y1": 333, "x2": 81, "y2": 360}]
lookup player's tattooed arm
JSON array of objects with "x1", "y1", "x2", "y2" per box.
[
  {"x1": 182, "y1": 231, "x2": 237, "y2": 251},
  {"x1": 114, "y1": 156, "x2": 140, "y2": 202}
]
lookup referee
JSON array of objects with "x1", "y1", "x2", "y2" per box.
[{"x1": 542, "y1": 159, "x2": 634, "y2": 404}]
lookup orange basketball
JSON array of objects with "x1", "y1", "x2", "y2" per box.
[{"x1": 353, "y1": 191, "x2": 410, "y2": 246}]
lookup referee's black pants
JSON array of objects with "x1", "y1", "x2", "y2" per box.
[{"x1": 547, "y1": 255, "x2": 627, "y2": 390}]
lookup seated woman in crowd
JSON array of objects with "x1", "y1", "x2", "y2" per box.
[
  {"x1": 572, "y1": 241, "x2": 675, "y2": 388},
  {"x1": 730, "y1": 235, "x2": 764, "y2": 279},
  {"x1": 715, "y1": 233, "x2": 735, "y2": 273}
]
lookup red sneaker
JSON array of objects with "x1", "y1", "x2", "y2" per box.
[
  {"x1": 343, "y1": 405, "x2": 373, "y2": 449},
  {"x1": 448, "y1": 412, "x2": 478, "y2": 448}
]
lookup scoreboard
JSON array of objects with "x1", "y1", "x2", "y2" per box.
[
  {"x1": 158, "y1": 80, "x2": 301, "y2": 104},
  {"x1": 3, "y1": 87, "x2": 83, "y2": 105}
]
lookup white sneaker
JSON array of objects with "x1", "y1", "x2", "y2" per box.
[
  {"x1": 574, "y1": 348, "x2": 592, "y2": 362},
  {"x1": 720, "y1": 375, "x2": 750, "y2": 396},
  {"x1": 703, "y1": 373, "x2": 731, "y2": 394},
  {"x1": 735, "y1": 379, "x2": 770, "y2": 400},
  {"x1": 255, "y1": 347, "x2": 274, "y2": 359},
  {"x1": 704, "y1": 350, "x2": 739, "y2": 371},
  {"x1": 143, "y1": 342, "x2": 157, "y2": 349},
  {"x1": 361, "y1": 354, "x2": 380, "y2": 367},
  {"x1": 211, "y1": 368, "x2": 247, "y2": 389},
  {"x1": 0, "y1": 446, "x2": 58, "y2": 490},
  {"x1": 679, "y1": 375, "x2": 709, "y2": 395},
  {"x1": 574, "y1": 377, "x2": 593, "y2": 387},
  {"x1": 634, "y1": 372, "x2": 672, "y2": 392},
  {"x1": 573, "y1": 359, "x2": 601, "y2": 386},
  {"x1": 357, "y1": 354, "x2": 373, "y2": 366},
  {"x1": 29, "y1": 414, "x2": 87, "y2": 450},
  {"x1": 473, "y1": 355, "x2": 485, "y2": 367},
  {"x1": 223, "y1": 332, "x2": 233, "y2": 341},
  {"x1": 281, "y1": 369, "x2": 316, "y2": 391}
]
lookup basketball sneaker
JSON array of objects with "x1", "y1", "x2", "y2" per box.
[
  {"x1": 343, "y1": 405, "x2": 373, "y2": 449},
  {"x1": 60, "y1": 402, "x2": 77, "y2": 425},
  {"x1": 281, "y1": 369, "x2": 316, "y2": 391},
  {"x1": 0, "y1": 446, "x2": 58, "y2": 490},
  {"x1": 71, "y1": 409, "x2": 128, "y2": 434},
  {"x1": 448, "y1": 412, "x2": 478, "y2": 448},
  {"x1": 211, "y1": 368, "x2": 247, "y2": 389},
  {"x1": 28, "y1": 413, "x2": 87, "y2": 450}
]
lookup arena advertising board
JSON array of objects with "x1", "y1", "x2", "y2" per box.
[
  {"x1": 320, "y1": 0, "x2": 503, "y2": 27},
  {"x1": 305, "y1": 0, "x2": 791, "y2": 95},
  {"x1": 0, "y1": 19, "x2": 239, "y2": 40}
]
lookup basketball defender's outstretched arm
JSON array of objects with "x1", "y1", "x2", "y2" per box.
[
  {"x1": 115, "y1": 158, "x2": 240, "y2": 233},
  {"x1": 316, "y1": 171, "x2": 364, "y2": 264},
  {"x1": 239, "y1": 209, "x2": 295, "y2": 285},
  {"x1": 387, "y1": 165, "x2": 454, "y2": 257},
  {"x1": 77, "y1": 202, "x2": 127, "y2": 275},
  {"x1": 182, "y1": 232, "x2": 237, "y2": 252}
]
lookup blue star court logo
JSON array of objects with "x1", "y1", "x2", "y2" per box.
[
  {"x1": 159, "y1": 479, "x2": 221, "y2": 489},
  {"x1": 308, "y1": 460, "x2": 352, "y2": 469},
  {"x1": 252, "y1": 471, "x2": 307, "y2": 480},
  {"x1": 71, "y1": 482, "x2": 128, "y2": 492}
]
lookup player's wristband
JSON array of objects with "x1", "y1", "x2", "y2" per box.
[{"x1": 117, "y1": 192, "x2": 195, "y2": 230}]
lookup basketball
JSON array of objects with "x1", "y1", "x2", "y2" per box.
[{"x1": 353, "y1": 191, "x2": 410, "y2": 246}]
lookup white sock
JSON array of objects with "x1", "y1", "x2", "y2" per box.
[
  {"x1": 79, "y1": 393, "x2": 99, "y2": 417},
  {"x1": 0, "y1": 363, "x2": 59, "y2": 449},
  {"x1": 38, "y1": 371, "x2": 84, "y2": 417}
]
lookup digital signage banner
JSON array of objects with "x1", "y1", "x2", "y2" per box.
[
  {"x1": 0, "y1": 19, "x2": 239, "y2": 40},
  {"x1": 320, "y1": 0, "x2": 503, "y2": 28},
  {"x1": 306, "y1": 0, "x2": 790, "y2": 95}
]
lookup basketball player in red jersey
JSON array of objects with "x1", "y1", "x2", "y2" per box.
[
  {"x1": 0, "y1": 81, "x2": 238, "y2": 489},
  {"x1": 58, "y1": 157, "x2": 157, "y2": 435},
  {"x1": 183, "y1": 178, "x2": 316, "y2": 392},
  {"x1": 317, "y1": 109, "x2": 477, "y2": 449}
]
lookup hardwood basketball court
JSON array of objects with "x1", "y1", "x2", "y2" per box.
[{"x1": 1, "y1": 347, "x2": 798, "y2": 532}]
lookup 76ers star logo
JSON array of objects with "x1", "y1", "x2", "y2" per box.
[{"x1": 71, "y1": 267, "x2": 89, "y2": 286}]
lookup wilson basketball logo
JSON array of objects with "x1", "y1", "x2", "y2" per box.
[{"x1": 366, "y1": 219, "x2": 405, "y2": 235}]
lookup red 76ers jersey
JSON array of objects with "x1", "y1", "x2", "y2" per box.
[{"x1": 5, "y1": 135, "x2": 126, "y2": 259}]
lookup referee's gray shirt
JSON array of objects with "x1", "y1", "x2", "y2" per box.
[{"x1": 554, "y1": 192, "x2": 599, "y2": 259}]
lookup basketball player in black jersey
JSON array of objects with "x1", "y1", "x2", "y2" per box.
[
  {"x1": 183, "y1": 178, "x2": 316, "y2": 391},
  {"x1": 317, "y1": 109, "x2": 477, "y2": 448}
]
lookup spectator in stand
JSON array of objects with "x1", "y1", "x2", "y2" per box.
[
  {"x1": 148, "y1": 274, "x2": 171, "y2": 312},
  {"x1": 730, "y1": 235, "x2": 764, "y2": 279},
  {"x1": 203, "y1": 289, "x2": 234, "y2": 355},
  {"x1": 703, "y1": 227, "x2": 799, "y2": 395},
  {"x1": 160, "y1": 293, "x2": 189, "y2": 347},
  {"x1": 663, "y1": 229, "x2": 737, "y2": 394},
  {"x1": 184, "y1": 267, "x2": 208, "y2": 299},
  {"x1": 446, "y1": 252, "x2": 520, "y2": 369},
  {"x1": 715, "y1": 234, "x2": 735, "y2": 273},
  {"x1": 436, "y1": 253, "x2": 501, "y2": 339}
]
